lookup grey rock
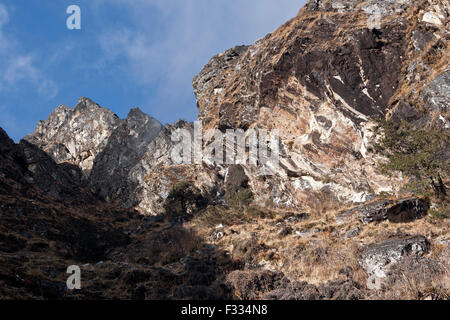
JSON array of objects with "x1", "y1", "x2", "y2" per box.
[
  {"x1": 24, "y1": 97, "x2": 122, "y2": 176},
  {"x1": 359, "y1": 236, "x2": 430, "y2": 290},
  {"x1": 335, "y1": 199, "x2": 394, "y2": 224},
  {"x1": 420, "y1": 68, "x2": 450, "y2": 115},
  {"x1": 89, "y1": 107, "x2": 163, "y2": 202},
  {"x1": 336, "y1": 198, "x2": 429, "y2": 225},
  {"x1": 343, "y1": 227, "x2": 360, "y2": 239},
  {"x1": 284, "y1": 213, "x2": 310, "y2": 224},
  {"x1": 385, "y1": 198, "x2": 430, "y2": 223}
]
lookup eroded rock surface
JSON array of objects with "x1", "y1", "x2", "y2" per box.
[
  {"x1": 359, "y1": 236, "x2": 431, "y2": 290},
  {"x1": 336, "y1": 198, "x2": 430, "y2": 224},
  {"x1": 89, "y1": 108, "x2": 162, "y2": 202},
  {"x1": 192, "y1": 0, "x2": 449, "y2": 211},
  {"x1": 24, "y1": 97, "x2": 122, "y2": 176}
]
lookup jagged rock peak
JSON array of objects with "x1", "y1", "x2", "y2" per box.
[
  {"x1": 126, "y1": 107, "x2": 161, "y2": 129},
  {"x1": 75, "y1": 97, "x2": 105, "y2": 111},
  {"x1": 24, "y1": 98, "x2": 121, "y2": 175},
  {"x1": 304, "y1": 0, "x2": 412, "y2": 13},
  {"x1": 127, "y1": 107, "x2": 147, "y2": 119}
]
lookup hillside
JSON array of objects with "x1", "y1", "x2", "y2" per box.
[{"x1": 0, "y1": 0, "x2": 449, "y2": 300}]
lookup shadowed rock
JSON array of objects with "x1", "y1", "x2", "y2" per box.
[
  {"x1": 336, "y1": 198, "x2": 430, "y2": 224},
  {"x1": 89, "y1": 107, "x2": 163, "y2": 202}
]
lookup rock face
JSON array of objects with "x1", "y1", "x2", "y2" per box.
[
  {"x1": 0, "y1": 127, "x2": 91, "y2": 203},
  {"x1": 359, "y1": 236, "x2": 431, "y2": 290},
  {"x1": 20, "y1": 0, "x2": 449, "y2": 215},
  {"x1": 24, "y1": 97, "x2": 122, "y2": 176},
  {"x1": 89, "y1": 108, "x2": 163, "y2": 202},
  {"x1": 191, "y1": 0, "x2": 449, "y2": 211},
  {"x1": 336, "y1": 198, "x2": 430, "y2": 224}
]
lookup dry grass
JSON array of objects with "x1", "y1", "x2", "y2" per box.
[
  {"x1": 188, "y1": 192, "x2": 450, "y2": 299},
  {"x1": 372, "y1": 252, "x2": 450, "y2": 300}
]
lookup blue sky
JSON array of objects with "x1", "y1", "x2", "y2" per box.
[{"x1": 0, "y1": 0, "x2": 304, "y2": 141}]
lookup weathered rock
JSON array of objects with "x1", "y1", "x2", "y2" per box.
[
  {"x1": 89, "y1": 108, "x2": 162, "y2": 202},
  {"x1": 336, "y1": 198, "x2": 429, "y2": 224},
  {"x1": 24, "y1": 97, "x2": 122, "y2": 176},
  {"x1": 359, "y1": 236, "x2": 431, "y2": 290},
  {"x1": 192, "y1": 0, "x2": 440, "y2": 211},
  {"x1": 343, "y1": 227, "x2": 360, "y2": 239},
  {"x1": 385, "y1": 198, "x2": 430, "y2": 223},
  {"x1": 0, "y1": 127, "x2": 92, "y2": 203},
  {"x1": 16, "y1": 140, "x2": 90, "y2": 203}
]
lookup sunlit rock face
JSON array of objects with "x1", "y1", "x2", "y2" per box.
[
  {"x1": 22, "y1": 0, "x2": 449, "y2": 214},
  {"x1": 192, "y1": 0, "x2": 450, "y2": 210},
  {"x1": 24, "y1": 97, "x2": 122, "y2": 177}
]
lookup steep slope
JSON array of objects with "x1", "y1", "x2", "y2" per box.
[
  {"x1": 192, "y1": 0, "x2": 449, "y2": 211},
  {"x1": 89, "y1": 108, "x2": 162, "y2": 202},
  {"x1": 0, "y1": 127, "x2": 91, "y2": 204},
  {"x1": 0, "y1": 128, "x2": 234, "y2": 300}
]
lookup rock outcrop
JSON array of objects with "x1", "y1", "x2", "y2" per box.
[
  {"x1": 89, "y1": 108, "x2": 162, "y2": 202},
  {"x1": 335, "y1": 197, "x2": 430, "y2": 224},
  {"x1": 359, "y1": 236, "x2": 431, "y2": 290},
  {"x1": 0, "y1": 127, "x2": 91, "y2": 203},
  {"x1": 191, "y1": 0, "x2": 449, "y2": 211},
  {"x1": 24, "y1": 97, "x2": 122, "y2": 176}
]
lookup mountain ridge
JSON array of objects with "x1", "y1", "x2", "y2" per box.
[{"x1": 0, "y1": 0, "x2": 448, "y2": 300}]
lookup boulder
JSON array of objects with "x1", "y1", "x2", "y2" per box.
[
  {"x1": 359, "y1": 236, "x2": 430, "y2": 290},
  {"x1": 336, "y1": 198, "x2": 429, "y2": 224}
]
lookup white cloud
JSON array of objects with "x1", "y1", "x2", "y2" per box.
[
  {"x1": 0, "y1": 4, "x2": 10, "y2": 51},
  {"x1": 0, "y1": 4, "x2": 8, "y2": 28},
  {"x1": 95, "y1": 0, "x2": 304, "y2": 121},
  {"x1": 0, "y1": 4, "x2": 58, "y2": 99}
]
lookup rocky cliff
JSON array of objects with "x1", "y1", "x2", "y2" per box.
[
  {"x1": 0, "y1": 0, "x2": 449, "y2": 300},
  {"x1": 21, "y1": 0, "x2": 449, "y2": 216},
  {"x1": 193, "y1": 0, "x2": 449, "y2": 211}
]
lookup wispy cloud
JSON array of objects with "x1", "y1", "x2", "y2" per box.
[
  {"x1": 0, "y1": 4, "x2": 58, "y2": 99},
  {"x1": 95, "y1": 0, "x2": 304, "y2": 121}
]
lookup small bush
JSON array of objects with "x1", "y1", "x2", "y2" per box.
[
  {"x1": 163, "y1": 181, "x2": 208, "y2": 220},
  {"x1": 230, "y1": 189, "x2": 254, "y2": 208},
  {"x1": 429, "y1": 200, "x2": 450, "y2": 220},
  {"x1": 374, "y1": 120, "x2": 449, "y2": 195}
]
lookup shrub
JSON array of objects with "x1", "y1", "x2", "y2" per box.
[
  {"x1": 230, "y1": 189, "x2": 254, "y2": 208},
  {"x1": 163, "y1": 181, "x2": 208, "y2": 220},
  {"x1": 374, "y1": 120, "x2": 449, "y2": 195},
  {"x1": 429, "y1": 201, "x2": 450, "y2": 221}
]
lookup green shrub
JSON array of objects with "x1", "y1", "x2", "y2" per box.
[
  {"x1": 429, "y1": 200, "x2": 450, "y2": 221},
  {"x1": 374, "y1": 120, "x2": 449, "y2": 195},
  {"x1": 230, "y1": 189, "x2": 254, "y2": 208},
  {"x1": 163, "y1": 181, "x2": 208, "y2": 219}
]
